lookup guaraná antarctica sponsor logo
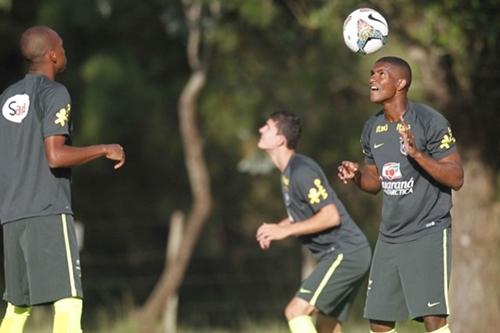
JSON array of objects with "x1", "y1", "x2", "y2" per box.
[{"x1": 381, "y1": 162, "x2": 414, "y2": 196}]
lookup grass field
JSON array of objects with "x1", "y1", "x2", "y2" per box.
[{"x1": 22, "y1": 307, "x2": 426, "y2": 333}]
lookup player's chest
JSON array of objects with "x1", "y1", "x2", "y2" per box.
[{"x1": 370, "y1": 122, "x2": 425, "y2": 175}]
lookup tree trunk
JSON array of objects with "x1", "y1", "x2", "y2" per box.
[
  {"x1": 162, "y1": 212, "x2": 184, "y2": 333},
  {"x1": 138, "y1": 3, "x2": 212, "y2": 332},
  {"x1": 450, "y1": 154, "x2": 500, "y2": 332}
]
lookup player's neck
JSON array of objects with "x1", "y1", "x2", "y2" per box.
[
  {"x1": 383, "y1": 95, "x2": 408, "y2": 122},
  {"x1": 269, "y1": 147, "x2": 295, "y2": 173},
  {"x1": 28, "y1": 64, "x2": 56, "y2": 81}
]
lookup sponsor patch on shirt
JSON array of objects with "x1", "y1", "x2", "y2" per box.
[
  {"x1": 381, "y1": 163, "x2": 414, "y2": 196},
  {"x1": 2, "y1": 94, "x2": 30, "y2": 123},
  {"x1": 381, "y1": 162, "x2": 402, "y2": 180}
]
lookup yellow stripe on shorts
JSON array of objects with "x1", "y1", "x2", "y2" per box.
[
  {"x1": 443, "y1": 229, "x2": 449, "y2": 314},
  {"x1": 310, "y1": 253, "x2": 343, "y2": 306},
  {"x1": 61, "y1": 214, "x2": 77, "y2": 296}
]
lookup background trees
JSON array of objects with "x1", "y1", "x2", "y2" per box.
[{"x1": 0, "y1": 1, "x2": 498, "y2": 332}]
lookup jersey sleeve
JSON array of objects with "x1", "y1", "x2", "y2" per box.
[
  {"x1": 292, "y1": 164, "x2": 335, "y2": 213},
  {"x1": 360, "y1": 118, "x2": 375, "y2": 164},
  {"x1": 41, "y1": 84, "x2": 72, "y2": 138},
  {"x1": 425, "y1": 113, "x2": 457, "y2": 160}
]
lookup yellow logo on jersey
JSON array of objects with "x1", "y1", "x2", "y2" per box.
[
  {"x1": 282, "y1": 175, "x2": 290, "y2": 187},
  {"x1": 396, "y1": 123, "x2": 411, "y2": 132},
  {"x1": 308, "y1": 179, "x2": 328, "y2": 204},
  {"x1": 376, "y1": 124, "x2": 388, "y2": 133},
  {"x1": 439, "y1": 127, "x2": 456, "y2": 150},
  {"x1": 55, "y1": 104, "x2": 71, "y2": 127}
]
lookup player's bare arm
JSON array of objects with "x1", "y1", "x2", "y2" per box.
[
  {"x1": 256, "y1": 204, "x2": 340, "y2": 247},
  {"x1": 405, "y1": 149, "x2": 463, "y2": 191},
  {"x1": 44, "y1": 135, "x2": 126, "y2": 169},
  {"x1": 278, "y1": 218, "x2": 293, "y2": 226},
  {"x1": 399, "y1": 117, "x2": 463, "y2": 190},
  {"x1": 257, "y1": 218, "x2": 293, "y2": 249},
  {"x1": 338, "y1": 161, "x2": 381, "y2": 194}
]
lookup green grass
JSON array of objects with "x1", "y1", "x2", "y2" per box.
[
  {"x1": 21, "y1": 307, "x2": 426, "y2": 333},
  {"x1": 178, "y1": 320, "x2": 424, "y2": 333}
]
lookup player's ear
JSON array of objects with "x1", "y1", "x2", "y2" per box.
[
  {"x1": 397, "y1": 78, "x2": 408, "y2": 91},
  {"x1": 48, "y1": 49, "x2": 57, "y2": 63},
  {"x1": 277, "y1": 134, "x2": 287, "y2": 147}
]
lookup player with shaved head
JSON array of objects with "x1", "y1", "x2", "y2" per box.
[
  {"x1": 338, "y1": 56, "x2": 463, "y2": 333},
  {"x1": 0, "y1": 26, "x2": 125, "y2": 333}
]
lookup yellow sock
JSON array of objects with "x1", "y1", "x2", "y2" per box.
[
  {"x1": 288, "y1": 315, "x2": 317, "y2": 333},
  {"x1": 427, "y1": 324, "x2": 450, "y2": 333},
  {"x1": 53, "y1": 298, "x2": 83, "y2": 333},
  {"x1": 0, "y1": 303, "x2": 31, "y2": 333}
]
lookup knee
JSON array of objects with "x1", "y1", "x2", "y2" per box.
[
  {"x1": 423, "y1": 315, "x2": 448, "y2": 332},
  {"x1": 284, "y1": 303, "x2": 296, "y2": 321},
  {"x1": 54, "y1": 298, "x2": 82, "y2": 314},
  {"x1": 5, "y1": 303, "x2": 31, "y2": 317},
  {"x1": 53, "y1": 298, "x2": 83, "y2": 333},
  {"x1": 284, "y1": 297, "x2": 314, "y2": 321},
  {"x1": 369, "y1": 319, "x2": 396, "y2": 332}
]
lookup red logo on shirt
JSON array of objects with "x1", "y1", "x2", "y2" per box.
[{"x1": 382, "y1": 162, "x2": 402, "y2": 180}]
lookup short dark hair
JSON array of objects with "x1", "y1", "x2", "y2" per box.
[
  {"x1": 376, "y1": 56, "x2": 412, "y2": 90},
  {"x1": 269, "y1": 110, "x2": 302, "y2": 150}
]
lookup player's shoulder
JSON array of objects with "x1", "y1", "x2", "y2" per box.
[
  {"x1": 289, "y1": 154, "x2": 322, "y2": 175},
  {"x1": 410, "y1": 101, "x2": 448, "y2": 123},
  {"x1": 39, "y1": 77, "x2": 69, "y2": 95},
  {"x1": 363, "y1": 110, "x2": 384, "y2": 130},
  {"x1": 291, "y1": 153, "x2": 318, "y2": 167},
  {"x1": 360, "y1": 110, "x2": 384, "y2": 141},
  {"x1": 1, "y1": 76, "x2": 27, "y2": 95}
]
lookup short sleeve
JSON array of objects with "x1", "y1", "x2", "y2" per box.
[
  {"x1": 42, "y1": 84, "x2": 72, "y2": 138},
  {"x1": 293, "y1": 165, "x2": 335, "y2": 213},
  {"x1": 425, "y1": 113, "x2": 457, "y2": 160},
  {"x1": 360, "y1": 118, "x2": 375, "y2": 164}
]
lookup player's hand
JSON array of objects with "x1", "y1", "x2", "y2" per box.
[
  {"x1": 398, "y1": 116, "x2": 419, "y2": 158},
  {"x1": 337, "y1": 161, "x2": 359, "y2": 184},
  {"x1": 256, "y1": 223, "x2": 272, "y2": 250},
  {"x1": 258, "y1": 239, "x2": 271, "y2": 251},
  {"x1": 256, "y1": 223, "x2": 290, "y2": 250},
  {"x1": 104, "y1": 144, "x2": 126, "y2": 169}
]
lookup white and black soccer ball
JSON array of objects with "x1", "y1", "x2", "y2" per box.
[{"x1": 343, "y1": 8, "x2": 389, "y2": 55}]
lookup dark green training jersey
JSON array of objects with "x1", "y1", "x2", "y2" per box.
[
  {"x1": 0, "y1": 74, "x2": 73, "y2": 223},
  {"x1": 281, "y1": 154, "x2": 369, "y2": 258},
  {"x1": 360, "y1": 101, "x2": 457, "y2": 243}
]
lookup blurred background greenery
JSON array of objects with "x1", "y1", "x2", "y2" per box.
[{"x1": 0, "y1": 0, "x2": 498, "y2": 332}]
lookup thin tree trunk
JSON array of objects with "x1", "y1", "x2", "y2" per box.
[
  {"x1": 138, "y1": 3, "x2": 213, "y2": 332},
  {"x1": 162, "y1": 212, "x2": 184, "y2": 333}
]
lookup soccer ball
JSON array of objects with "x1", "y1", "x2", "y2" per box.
[{"x1": 343, "y1": 8, "x2": 388, "y2": 55}]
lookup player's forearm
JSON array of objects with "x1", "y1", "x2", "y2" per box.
[
  {"x1": 278, "y1": 218, "x2": 292, "y2": 226},
  {"x1": 412, "y1": 152, "x2": 464, "y2": 190},
  {"x1": 287, "y1": 205, "x2": 340, "y2": 236},
  {"x1": 45, "y1": 144, "x2": 108, "y2": 168},
  {"x1": 354, "y1": 168, "x2": 381, "y2": 194}
]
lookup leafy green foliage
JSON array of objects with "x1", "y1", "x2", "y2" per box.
[{"x1": 0, "y1": 0, "x2": 498, "y2": 327}]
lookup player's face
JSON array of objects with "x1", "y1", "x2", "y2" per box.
[
  {"x1": 258, "y1": 119, "x2": 283, "y2": 150},
  {"x1": 369, "y1": 61, "x2": 398, "y2": 104}
]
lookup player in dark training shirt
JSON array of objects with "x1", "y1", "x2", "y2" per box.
[
  {"x1": 256, "y1": 111, "x2": 371, "y2": 333},
  {"x1": 0, "y1": 26, "x2": 125, "y2": 333},
  {"x1": 338, "y1": 57, "x2": 463, "y2": 333}
]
